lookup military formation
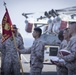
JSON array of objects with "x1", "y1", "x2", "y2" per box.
[{"x1": 0, "y1": 22, "x2": 76, "y2": 75}]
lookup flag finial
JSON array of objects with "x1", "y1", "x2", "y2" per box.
[{"x1": 3, "y1": 1, "x2": 7, "y2": 9}]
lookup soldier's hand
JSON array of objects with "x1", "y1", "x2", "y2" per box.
[{"x1": 54, "y1": 61, "x2": 64, "y2": 66}]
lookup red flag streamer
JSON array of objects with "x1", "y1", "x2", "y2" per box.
[{"x1": 2, "y1": 8, "x2": 13, "y2": 42}]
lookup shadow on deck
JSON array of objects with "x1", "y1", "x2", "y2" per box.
[
  {"x1": 0, "y1": 69, "x2": 57, "y2": 75},
  {"x1": 22, "y1": 72, "x2": 57, "y2": 75}
]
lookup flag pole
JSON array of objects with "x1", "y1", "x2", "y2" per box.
[
  {"x1": 12, "y1": 32, "x2": 24, "y2": 75},
  {"x1": 3, "y1": 2, "x2": 24, "y2": 75}
]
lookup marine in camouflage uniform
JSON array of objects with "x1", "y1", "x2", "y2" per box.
[
  {"x1": 61, "y1": 22, "x2": 76, "y2": 75},
  {"x1": 62, "y1": 35, "x2": 76, "y2": 75},
  {"x1": 57, "y1": 28, "x2": 70, "y2": 75},
  {"x1": 0, "y1": 25, "x2": 24, "y2": 75},
  {"x1": 20, "y1": 27, "x2": 45, "y2": 75},
  {"x1": 57, "y1": 40, "x2": 68, "y2": 75},
  {"x1": 0, "y1": 36, "x2": 24, "y2": 75}
]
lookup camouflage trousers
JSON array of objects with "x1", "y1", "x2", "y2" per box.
[
  {"x1": 68, "y1": 68, "x2": 76, "y2": 75},
  {"x1": 57, "y1": 66, "x2": 68, "y2": 75},
  {"x1": 3, "y1": 60, "x2": 21, "y2": 75},
  {"x1": 30, "y1": 67, "x2": 42, "y2": 75}
]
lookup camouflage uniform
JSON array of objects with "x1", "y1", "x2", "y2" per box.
[
  {"x1": 0, "y1": 36, "x2": 24, "y2": 75},
  {"x1": 59, "y1": 40, "x2": 68, "y2": 49},
  {"x1": 62, "y1": 35, "x2": 76, "y2": 75},
  {"x1": 57, "y1": 40, "x2": 68, "y2": 75},
  {"x1": 17, "y1": 32, "x2": 24, "y2": 44},
  {"x1": 20, "y1": 38, "x2": 45, "y2": 75},
  {"x1": 0, "y1": 33, "x2": 2, "y2": 51},
  {"x1": 0, "y1": 33, "x2": 4, "y2": 74}
]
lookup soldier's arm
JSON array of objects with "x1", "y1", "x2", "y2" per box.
[
  {"x1": 63, "y1": 42, "x2": 76, "y2": 62},
  {"x1": 0, "y1": 39, "x2": 2, "y2": 52},
  {"x1": 18, "y1": 38, "x2": 31, "y2": 54},
  {"x1": 43, "y1": 40, "x2": 51, "y2": 46},
  {"x1": 34, "y1": 41, "x2": 44, "y2": 59},
  {"x1": 19, "y1": 47, "x2": 31, "y2": 54},
  {"x1": 18, "y1": 40, "x2": 25, "y2": 49},
  {"x1": 0, "y1": 40, "x2": 5, "y2": 52}
]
